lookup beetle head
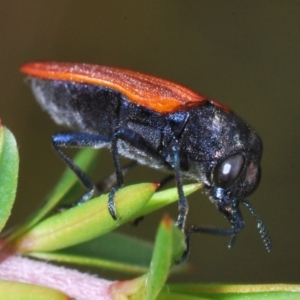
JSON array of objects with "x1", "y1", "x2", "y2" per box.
[
  {"x1": 206, "y1": 150, "x2": 261, "y2": 234},
  {"x1": 185, "y1": 104, "x2": 271, "y2": 249}
]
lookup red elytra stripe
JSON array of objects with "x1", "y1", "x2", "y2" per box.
[{"x1": 21, "y1": 62, "x2": 213, "y2": 114}]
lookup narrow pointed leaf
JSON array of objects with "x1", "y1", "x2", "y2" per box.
[
  {"x1": 19, "y1": 183, "x2": 197, "y2": 274},
  {"x1": 142, "y1": 217, "x2": 185, "y2": 300},
  {"x1": 111, "y1": 216, "x2": 185, "y2": 300},
  {"x1": 164, "y1": 283, "x2": 300, "y2": 299},
  {"x1": 14, "y1": 183, "x2": 158, "y2": 253},
  {"x1": 136, "y1": 183, "x2": 202, "y2": 218},
  {"x1": 29, "y1": 251, "x2": 149, "y2": 275},
  {"x1": 29, "y1": 232, "x2": 153, "y2": 274},
  {"x1": 28, "y1": 230, "x2": 188, "y2": 275},
  {"x1": 0, "y1": 125, "x2": 19, "y2": 232},
  {"x1": 140, "y1": 216, "x2": 174, "y2": 300}
]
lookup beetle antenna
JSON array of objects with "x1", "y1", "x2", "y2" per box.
[{"x1": 242, "y1": 200, "x2": 273, "y2": 252}]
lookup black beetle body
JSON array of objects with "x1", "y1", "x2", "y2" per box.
[{"x1": 21, "y1": 62, "x2": 272, "y2": 257}]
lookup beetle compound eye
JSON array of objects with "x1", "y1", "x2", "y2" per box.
[{"x1": 213, "y1": 153, "x2": 245, "y2": 188}]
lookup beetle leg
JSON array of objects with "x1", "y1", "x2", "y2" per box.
[
  {"x1": 96, "y1": 160, "x2": 137, "y2": 193},
  {"x1": 177, "y1": 208, "x2": 246, "y2": 262},
  {"x1": 177, "y1": 224, "x2": 238, "y2": 263},
  {"x1": 107, "y1": 129, "x2": 124, "y2": 220},
  {"x1": 108, "y1": 126, "x2": 162, "y2": 220},
  {"x1": 172, "y1": 144, "x2": 189, "y2": 231},
  {"x1": 52, "y1": 131, "x2": 110, "y2": 204}
]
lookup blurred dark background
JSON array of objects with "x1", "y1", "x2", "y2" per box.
[{"x1": 0, "y1": 1, "x2": 299, "y2": 283}]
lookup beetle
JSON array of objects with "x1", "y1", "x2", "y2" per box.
[{"x1": 20, "y1": 62, "x2": 272, "y2": 255}]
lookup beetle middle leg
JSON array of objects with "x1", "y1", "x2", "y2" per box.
[
  {"x1": 172, "y1": 144, "x2": 189, "y2": 231},
  {"x1": 108, "y1": 126, "x2": 163, "y2": 220}
]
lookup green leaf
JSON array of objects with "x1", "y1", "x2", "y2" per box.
[
  {"x1": 28, "y1": 230, "x2": 188, "y2": 275},
  {"x1": 160, "y1": 283, "x2": 300, "y2": 299},
  {"x1": 14, "y1": 183, "x2": 158, "y2": 253},
  {"x1": 66, "y1": 232, "x2": 153, "y2": 266},
  {"x1": 6, "y1": 148, "x2": 99, "y2": 241},
  {"x1": 111, "y1": 216, "x2": 185, "y2": 300},
  {"x1": 29, "y1": 232, "x2": 153, "y2": 274},
  {"x1": 157, "y1": 291, "x2": 203, "y2": 300},
  {"x1": 136, "y1": 183, "x2": 202, "y2": 219},
  {"x1": 140, "y1": 216, "x2": 179, "y2": 300},
  {"x1": 17, "y1": 183, "x2": 198, "y2": 275},
  {"x1": 0, "y1": 280, "x2": 70, "y2": 300},
  {"x1": 0, "y1": 125, "x2": 19, "y2": 232},
  {"x1": 29, "y1": 250, "x2": 150, "y2": 275}
]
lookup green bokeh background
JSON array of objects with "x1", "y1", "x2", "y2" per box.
[{"x1": 0, "y1": 1, "x2": 299, "y2": 283}]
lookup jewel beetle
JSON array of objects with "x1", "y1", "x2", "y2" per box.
[{"x1": 20, "y1": 62, "x2": 272, "y2": 255}]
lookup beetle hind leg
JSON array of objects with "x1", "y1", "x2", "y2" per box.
[{"x1": 52, "y1": 131, "x2": 110, "y2": 206}]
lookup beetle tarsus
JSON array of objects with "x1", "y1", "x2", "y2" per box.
[{"x1": 108, "y1": 185, "x2": 122, "y2": 220}]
